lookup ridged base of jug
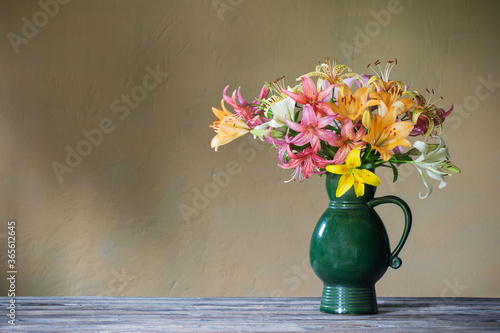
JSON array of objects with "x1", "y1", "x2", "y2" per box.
[{"x1": 320, "y1": 285, "x2": 377, "y2": 315}]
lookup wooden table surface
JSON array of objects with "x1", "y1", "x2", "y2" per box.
[{"x1": 1, "y1": 297, "x2": 499, "y2": 332}]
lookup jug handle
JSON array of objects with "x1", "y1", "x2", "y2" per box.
[{"x1": 368, "y1": 195, "x2": 412, "y2": 269}]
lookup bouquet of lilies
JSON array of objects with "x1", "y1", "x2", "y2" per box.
[{"x1": 209, "y1": 58, "x2": 460, "y2": 198}]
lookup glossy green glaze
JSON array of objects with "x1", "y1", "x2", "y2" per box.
[{"x1": 310, "y1": 172, "x2": 412, "y2": 315}]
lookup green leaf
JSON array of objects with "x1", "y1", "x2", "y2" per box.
[
  {"x1": 320, "y1": 142, "x2": 337, "y2": 160},
  {"x1": 389, "y1": 161, "x2": 399, "y2": 183}
]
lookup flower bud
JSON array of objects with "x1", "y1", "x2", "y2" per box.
[
  {"x1": 250, "y1": 129, "x2": 285, "y2": 140},
  {"x1": 441, "y1": 161, "x2": 461, "y2": 174},
  {"x1": 268, "y1": 130, "x2": 285, "y2": 139},
  {"x1": 362, "y1": 110, "x2": 373, "y2": 130}
]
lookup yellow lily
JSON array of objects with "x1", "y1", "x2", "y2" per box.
[
  {"x1": 304, "y1": 57, "x2": 362, "y2": 90},
  {"x1": 210, "y1": 100, "x2": 251, "y2": 151},
  {"x1": 326, "y1": 149, "x2": 381, "y2": 197},
  {"x1": 362, "y1": 107, "x2": 414, "y2": 161}
]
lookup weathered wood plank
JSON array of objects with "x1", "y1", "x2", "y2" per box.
[{"x1": 0, "y1": 297, "x2": 499, "y2": 332}]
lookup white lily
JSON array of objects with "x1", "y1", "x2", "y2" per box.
[
  {"x1": 255, "y1": 97, "x2": 296, "y2": 131},
  {"x1": 410, "y1": 136, "x2": 460, "y2": 199}
]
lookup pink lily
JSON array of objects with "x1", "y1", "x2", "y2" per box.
[
  {"x1": 330, "y1": 118, "x2": 367, "y2": 164},
  {"x1": 279, "y1": 146, "x2": 334, "y2": 182},
  {"x1": 274, "y1": 139, "x2": 289, "y2": 166},
  {"x1": 285, "y1": 105, "x2": 339, "y2": 152},
  {"x1": 282, "y1": 75, "x2": 337, "y2": 116},
  {"x1": 223, "y1": 85, "x2": 270, "y2": 128}
]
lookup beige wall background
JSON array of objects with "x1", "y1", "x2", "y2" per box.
[{"x1": 0, "y1": 0, "x2": 499, "y2": 298}]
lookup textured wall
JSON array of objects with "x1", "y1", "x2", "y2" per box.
[{"x1": 0, "y1": 0, "x2": 499, "y2": 297}]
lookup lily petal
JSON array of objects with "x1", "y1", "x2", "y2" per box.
[
  {"x1": 415, "y1": 167, "x2": 433, "y2": 199},
  {"x1": 341, "y1": 118, "x2": 355, "y2": 140},
  {"x1": 314, "y1": 102, "x2": 336, "y2": 116},
  {"x1": 354, "y1": 169, "x2": 381, "y2": 187},
  {"x1": 302, "y1": 104, "x2": 317, "y2": 127},
  {"x1": 336, "y1": 173, "x2": 355, "y2": 197},
  {"x1": 332, "y1": 145, "x2": 351, "y2": 165},
  {"x1": 326, "y1": 164, "x2": 350, "y2": 174},
  {"x1": 317, "y1": 115, "x2": 336, "y2": 128},
  {"x1": 316, "y1": 83, "x2": 336, "y2": 101},
  {"x1": 353, "y1": 178, "x2": 365, "y2": 197},
  {"x1": 301, "y1": 75, "x2": 318, "y2": 100},
  {"x1": 345, "y1": 148, "x2": 362, "y2": 167},
  {"x1": 282, "y1": 89, "x2": 309, "y2": 105},
  {"x1": 285, "y1": 117, "x2": 307, "y2": 132}
]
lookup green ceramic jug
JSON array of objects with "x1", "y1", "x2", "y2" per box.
[{"x1": 310, "y1": 172, "x2": 412, "y2": 315}]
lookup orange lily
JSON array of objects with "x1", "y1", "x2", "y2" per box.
[
  {"x1": 366, "y1": 59, "x2": 406, "y2": 93},
  {"x1": 368, "y1": 76, "x2": 406, "y2": 93},
  {"x1": 210, "y1": 100, "x2": 251, "y2": 151},
  {"x1": 329, "y1": 84, "x2": 369, "y2": 123},
  {"x1": 362, "y1": 107, "x2": 414, "y2": 161},
  {"x1": 366, "y1": 88, "x2": 415, "y2": 116}
]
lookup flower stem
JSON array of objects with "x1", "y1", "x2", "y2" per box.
[{"x1": 361, "y1": 145, "x2": 373, "y2": 164}]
